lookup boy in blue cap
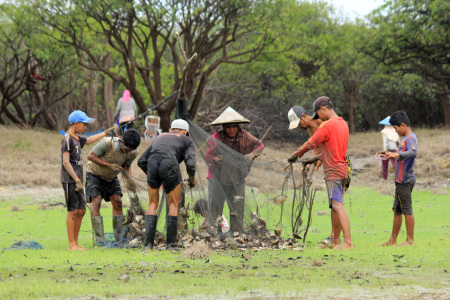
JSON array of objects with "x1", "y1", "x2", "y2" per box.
[{"x1": 61, "y1": 110, "x2": 116, "y2": 250}]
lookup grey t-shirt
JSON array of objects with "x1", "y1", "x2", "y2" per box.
[{"x1": 60, "y1": 133, "x2": 87, "y2": 183}]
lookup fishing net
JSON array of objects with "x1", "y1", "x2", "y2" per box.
[{"x1": 106, "y1": 120, "x2": 317, "y2": 250}]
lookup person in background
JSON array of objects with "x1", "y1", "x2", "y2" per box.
[
  {"x1": 379, "y1": 116, "x2": 400, "y2": 180},
  {"x1": 114, "y1": 90, "x2": 137, "y2": 135},
  {"x1": 379, "y1": 110, "x2": 417, "y2": 247},
  {"x1": 60, "y1": 110, "x2": 115, "y2": 250}
]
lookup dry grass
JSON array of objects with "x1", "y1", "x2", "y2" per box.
[
  {"x1": 0, "y1": 125, "x2": 448, "y2": 193},
  {"x1": 10, "y1": 204, "x2": 22, "y2": 211},
  {"x1": 180, "y1": 240, "x2": 212, "y2": 260}
]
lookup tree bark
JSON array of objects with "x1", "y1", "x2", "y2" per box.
[
  {"x1": 103, "y1": 53, "x2": 115, "y2": 126},
  {"x1": 83, "y1": 66, "x2": 99, "y2": 130},
  {"x1": 439, "y1": 90, "x2": 450, "y2": 128},
  {"x1": 343, "y1": 79, "x2": 358, "y2": 134}
]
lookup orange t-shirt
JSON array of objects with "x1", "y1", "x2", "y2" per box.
[{"x1": 295, "y1": 117, "x2": 349, "y2": 180}]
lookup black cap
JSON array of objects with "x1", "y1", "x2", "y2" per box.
[{"x1": 311, "y1": 96, "x2": 332, "y2": 119}]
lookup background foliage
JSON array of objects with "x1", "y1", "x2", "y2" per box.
[{"x1": 0, "y1": 0, "x2": 448, "y2": 138}]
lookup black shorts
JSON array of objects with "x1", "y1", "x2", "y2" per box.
[
  {"x1": 85, "y1": 172, "x2": 122, "y2": 202},
  {"x1": 393, "y1": 183, "x2": 414, "y2": 215},
  {"x1": 62, "y1": 182, "x2": 86, "y2": 211},
  {"x1": 147, "y1": 159, "x2": 181, "y2": 194}
]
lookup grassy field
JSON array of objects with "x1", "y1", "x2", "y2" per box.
[
  {"x1": 0, "y1": 186, "x2": 449, "y2": 298},
  {"x1": 0, "y1": 126, "x2": 449, "y2": 298}
]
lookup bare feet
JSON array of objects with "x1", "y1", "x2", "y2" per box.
[
  {"x1": 76, "y1": 245, "x2": 87, "y2": 251},
  {"x1": 378, "y1": 240, "x2": 397, "y2": 247},
  {"x1": 398, "y1": 240, "x2": 414, "y2": 247},
  {"x1": 337, "y1": 241, "x2": 354, "y2": 250},
  {"x1": 68, "y1": 245, "x2": 78, "y2": 250}
]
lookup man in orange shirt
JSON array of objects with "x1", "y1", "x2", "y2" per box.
[{"x1": 288, "y1": 97, "x2": 353, "y2": 250}]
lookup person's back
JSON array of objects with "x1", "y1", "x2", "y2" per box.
[
  {"x1": 138, "y1": 131, "x2": 196, "y2": 171},
  {"x1": 139, "y1": 119, "x2": 197, "y2": 251},
  {"x1": 87, "y1": 137, "x2": 138, "y2": 181}
]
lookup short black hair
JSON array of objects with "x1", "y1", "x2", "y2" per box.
[
  {"x1": 390, "y1": 110, "x2": 410, "y2": 127},
  {"x1": 122, "y1": 128, "x2": 141, "y2": 149},
  {"x1": 194, "y1": 199, "x2": 208, "y2": 217}
]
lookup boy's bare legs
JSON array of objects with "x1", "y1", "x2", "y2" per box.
[
  {"x1": 331, "y1": 200, "x2": 353, "y2": 249},
  {"x1": 67, "y1": 210, "x2": 86, "y2": 250},
  {"x1": 109, "y1": 194, "x2": 123, "y2": 216},
  {"x1": 399, "y1": 214, "x2": 414, "y2": 246},
  {"x1": 167, "y1": 184, "x2": 181, "y2": 217},
  {"x1": 74, "y1": 209, "x2": 86, "y2": 250},
  {"x1": 331, "y1": 209, "x2": 341, "y2": 244},
  {"x1": 378, "y1": 212, "x2": 402, "y2": 246},
  {"x1": 321, "y1": 211, "x2": 340, "y2": 248},
  {"x1": 146, "y1": 185, "x2": 160, "y2": 215}
]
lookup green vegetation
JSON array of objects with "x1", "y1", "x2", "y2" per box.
[{"x1": 1, "y1": 186, "x2": 448, "y2": 298}]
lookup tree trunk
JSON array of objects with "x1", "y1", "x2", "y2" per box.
[
  {"x1": 343, "y1": 79, "x2": 358, "y2": 134},
  {"x1": 28, "y1": 53, "x2": 57, "y2": 130},
  {"x1": 103, "y1": 53, "x2": 115, "y2": 126},
  {"x1": 83, "y1": 67, "x2": 99, "y2": 130},
  {"x1": 439, "y1": 86, "x2": 450, "y2": 128}
]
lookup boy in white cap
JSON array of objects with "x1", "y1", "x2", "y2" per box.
[
  {"x1": 60, "y1": 110, "x2": 115, "y2": 250},
  {"x1": 138, "y1": 119, "x2": 197, "y2": 250}
]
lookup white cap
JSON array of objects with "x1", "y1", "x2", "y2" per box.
[
  {"x1": 287, "y1": 106, "x2": 306, "y2": 130},
  {"x1": 171, "y1": 119, "x2": 189, "y2": 132}
]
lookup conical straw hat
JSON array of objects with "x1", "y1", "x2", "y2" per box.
[{"x1": 210, "y1": 107, "x2": 250, "y2": 126}]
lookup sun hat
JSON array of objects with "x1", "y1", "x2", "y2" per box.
[
  {"x1": 171, "y1": 119, "x2": 189, "y2": 132},
  {"x1": 68, "y1": 110, "x2": 95, "y2": 124},
  {"x1": 311, "y1": 96, "x2": 332, "y2": 119},
  {"x1": 379, "y1": 116, "x2": 391, "y2": 125},
  {"x1": 210, "y1": 107, "x2": 250, "y2": 126},
  {"x1": 288, "y1": 106, "x2": 307, "y2": 130}
]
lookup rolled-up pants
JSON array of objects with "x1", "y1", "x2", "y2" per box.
[{"x1": 208, "y1": 179, "x2": 245, "y2": 233}]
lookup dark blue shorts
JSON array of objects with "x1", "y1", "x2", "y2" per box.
[
  {"x1": 62, "y1": 182, "x2": 86, "y2": 211},
  {"x1": 326, "y1": 179, "x2": 345, "y2": 209},
  {"x1": 147, "y1": 159, "x2": 181, "y2": 194},
  {"x1": 85, "y1": 172, "x2": 122, "y2": 202}
]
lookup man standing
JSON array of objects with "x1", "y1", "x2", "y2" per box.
[
  {"x1": 86, "y1": 128, "x2": 141, "y2": 244},
  {"x1": 206, "y1": 107, "x2": 264, "y2": 233},
  {"x1": 138, "y1": 119, "x2": 197, "y2": 250},
  {"x1": 288, "y1": 97, "x2": 353, "y2": 250}
]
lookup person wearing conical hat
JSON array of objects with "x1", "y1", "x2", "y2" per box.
[
  {"x1": 379, "y1": 116, "x2": 400, "y2": 180},
  {"x1": 205, "y1": 107, "x2": 264, "y2": 233}
]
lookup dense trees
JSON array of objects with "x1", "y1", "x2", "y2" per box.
[
  {"x1": 364, "y1": 0, "x2": 450, "y2": 126},
  {"x1": 0, "y1": 0, "x2": 447, "y2": 134},
  {"x1": 34, "y1": 0, "x2": 282, "y2": 130}
]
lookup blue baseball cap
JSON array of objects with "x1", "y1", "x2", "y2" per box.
[
  {"x1": 379, "y1": 116, "x2": 391, "y2": 125},
  {"x1": 68, "y1": 110, "x2": 95, "y2": 124}
]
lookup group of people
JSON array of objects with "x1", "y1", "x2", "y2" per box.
[
  {"x1": 287, "y1": 97, "x2": 417, "y2": 249},
  {"x1": 60, "y1": 91, "x2": 417, "y2": 251}
]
